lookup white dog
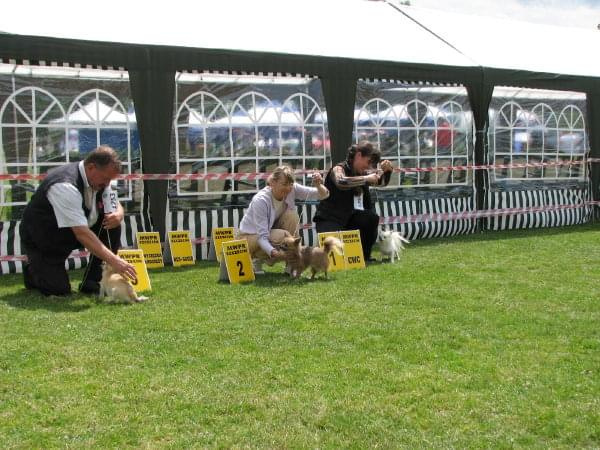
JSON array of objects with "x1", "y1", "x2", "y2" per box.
[
  {"x1": 378, "y1": 229, "x2": 410, "y2": 263},
  {"x1": 99, "y1": 263, "x2": 148, "y2": 303}
]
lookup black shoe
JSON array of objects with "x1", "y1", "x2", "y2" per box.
[
  {"x1": 79, "y1": 279, "x2": 100, "y2": 294},
  {"x1": 23, "y1": 263, "x2": 35, "y2": 290}
]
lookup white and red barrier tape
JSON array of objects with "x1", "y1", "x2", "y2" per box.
[
  {"x1": 3, "y1": 201, "x2": 599, "y2": 263},
  {"x1": 1, "y1": 158, "x2": 597, "y2": 182},
  {"x1": 0, "y1": 250, "x2": 89, "y2": 262}
]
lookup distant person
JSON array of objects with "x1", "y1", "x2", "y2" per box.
[
  {"x1": 314, "y1": 141, "x2": 393, "y2": 262},
  {"x1": 20, "y1": 146, "x2": 137, "y2": 296},
  {"x1": 237, "y1": 165, "x2": 329, "y2": 274}
]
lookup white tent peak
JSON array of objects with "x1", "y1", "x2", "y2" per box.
[{"x1": 52, "y1": 99, "x2": 134, "y2": 124}]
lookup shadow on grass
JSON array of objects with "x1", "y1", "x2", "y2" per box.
[
  {"x1": 1, "y1": 284, "x2": 141, "y2": 312},
  {"x1": 0, "y1": 288, "x2": 95, "y2": 313},
  {"x1": 249, "y1": 271, "x2": 336, "y2": 287}
]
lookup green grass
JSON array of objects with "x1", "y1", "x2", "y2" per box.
[{"x1": 2, "y1": 224, "x2": 600, "y2": 448}]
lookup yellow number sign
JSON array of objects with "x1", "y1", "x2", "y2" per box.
[
  {"x1": 136, "y1": 232, "x2": 164, "y2": 268},
  {"x1": 211, "y1": 227, "x2": 235, "y2": 262},
  {"x1": 317, "y1": 231, "x2": 345, "y2": 272},
  {"x1": 167, "y1": 230, "x2": 195, "y2": 267},
  {"x1": 117, "y1": 249, "x2": 152, "y2": 292},
  {"x1": 222, "y1": 239, "x2": 255, "y2": 284},
  {"x1": 340, "y1": 230, "x2": 365, "y2": 270}
]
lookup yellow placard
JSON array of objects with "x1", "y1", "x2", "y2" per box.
[
  {"x1": 317, "y1": 231, "x2": 345, "y2": 272},
  {"x1": 117, "y1": 249, "x2": 152, "y2": 292},
  {"x1": 136, "y1": 232, "x2": 164, "y2": 268},
  {"x1": 168, "y1": 230, "x2": 195, "y2": 267},
  {"x1": 211, "y1": 227, "x2": 235, "y2": 262},
  {"x1": 222, "y1": 239, "x2": 255, "y2": 284},
  {"x1": 340, "y1": 230, "x2": 366, "y2": 270}
]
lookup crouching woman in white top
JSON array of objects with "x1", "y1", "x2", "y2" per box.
[{"x1": 237, "y1": 165, "x2": 329, "y2": 273}]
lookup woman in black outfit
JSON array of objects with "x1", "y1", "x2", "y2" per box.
[{"x1": 314, "y1": 141, "x2": 393, "y2": 261}]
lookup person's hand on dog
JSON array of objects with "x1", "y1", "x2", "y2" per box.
[
  {"x1": 270, "y1": 248, "x2": 284, "y2": 259},
  {"x1": 102, "y1": 211, "x2": 122, "y2": 230},
  {"x1": 111, "y1": 257, "x2": 137, "y2": 283},
  {"x1": 381, "y1": 159, "x2": 393, "y2": 173}
]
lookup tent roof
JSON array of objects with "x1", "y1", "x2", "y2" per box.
[
  {"x1": 396, "y1": 2, "x2": 600, "y2": 79},
  {"x1": 1, "y1": 0, "x2": 599, "y2": 87},
  {"x1": 0, "y1": 0, "x2": 476, "y2": 70}
]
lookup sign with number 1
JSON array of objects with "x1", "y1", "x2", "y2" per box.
[
  {"x1": 222, "y1": 239, "x2": 255, "y2": 283},
  {"x1": 317, "y1": 231, "x2": 345, "y2": 272}
]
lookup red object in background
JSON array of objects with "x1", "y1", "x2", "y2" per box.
[
  {"x1": 436, "y1": 120, "x2": 454, "y2": 148},
  {"x1": 312, "y1": 136, "x2": 331, "y2": 152}
]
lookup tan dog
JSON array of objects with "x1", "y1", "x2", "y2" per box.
[
  {"x1": 99, "y1": 263, "x2": 148, "y2": 303},
  {"x1": 280, "y1": 236, "x2": 344, "y2": 279}
]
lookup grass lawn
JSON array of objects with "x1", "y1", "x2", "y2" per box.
[{"x1": 1, "y1": 224, "x2": 600, "y2": 448}]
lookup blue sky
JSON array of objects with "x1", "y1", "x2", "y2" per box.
[{"x1": 414, "y1": 0, "x2": 600, "y2": 29}]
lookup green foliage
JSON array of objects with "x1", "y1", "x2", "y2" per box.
[{"x1": 1, "y1": 224, "x2": 600, "y2": 447}]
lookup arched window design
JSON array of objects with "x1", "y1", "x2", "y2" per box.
[
  {"x1": 435, "y1": 100, "x2": 470, "y2": 185},
  {"x1": 492, "y1": 101, "x2": 542, "y2": 180},
  {"x1": 173, "y1": 88, "x2": 329, "y2": 198},
  {"x1": 281, "y1": 93, "x2": 329, "y2": 184},
  {"x1": 531, "y1": 103, "x2": 558, "y2": 178},
  {"x1": 353, "y1": 95, "x2": 471, "y2": 188},
  {"x1": 229, "y1": 91, "x2": 278, "y2": 192},
  {"x1": 175, "y1": 91, "x2": 230, "y2": 197},
  {"x1": 355, "y1": 98, "x2": 398, "y2": 183},
  {"x1": 171, "y1": 75, "x2": 329, "y2": 205},
  {"x1": 1, "y1": 87, "x2": 66, "y2": 208},
  {"x1": 491, "y1": 97, "x2": 586, "y2": 181},
  {"x1": 65, "y1": 89, "x2": 135, "y2": 200},
  {"x1": 557, "y1": 105, "x2": 586, "y2": 178},
  {"x1": 355, "y1": 98, "x2": 397, "y2": 151},
  {"x1": 401, "y1": 99, "x2": 442, "y2": 185}
]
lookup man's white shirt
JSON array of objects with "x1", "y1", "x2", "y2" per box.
[{"x1": 46, "y1": 161, "x2": 117, "y2": 228}]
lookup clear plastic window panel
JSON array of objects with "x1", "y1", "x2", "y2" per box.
[
  {"x1": 172, "y1": 73, "x2": 330, "y2": 208},
  {"x1": 354, "y1": 81, "x2": 474, "y2": 189},
  {"x1": 488, "y1": 87, "x2": 589, "y2": 183},
  {"x1": 0, "y1": 64, "x2": 140, "y2": 220}
]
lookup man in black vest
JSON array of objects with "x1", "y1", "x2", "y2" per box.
[
  {"x1": 314, "y1": 141, "x2": 393, "y2": 262},
  {"x1": 20, "y1": 146, "x2": 137, "y2": 296}
]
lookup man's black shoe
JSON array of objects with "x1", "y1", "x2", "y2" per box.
[
  {"x1": 23, "y1": 263, "x2": 35, "y2": 290},
  {"x1": 79, "y1": 279, "x2": 100, "y2": 294}
]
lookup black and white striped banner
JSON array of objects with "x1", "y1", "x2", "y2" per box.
[
  {"x1": 375, "y1": 196, "x2": 476, "y2": 240},
  {"x1": 485, "y1": 188, "x2": 591, "y2": 230},
  {"x1": 0, "y1": 214, "x2": 147, "y2": 275}
]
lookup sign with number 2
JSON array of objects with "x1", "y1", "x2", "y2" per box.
[{"x1": 222, "y1": 239, "x2": 255, "y2": 283}]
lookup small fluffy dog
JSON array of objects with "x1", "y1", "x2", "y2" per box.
[
  {"x1": 280, "y1": 236, "x2": 344, "y2": 279},
  {"x1": 378, "y1": 229, "x2": 410, "y2": 263},
  {"x1": 99, "y1": 263, "x2": 148, "y2": 303}
]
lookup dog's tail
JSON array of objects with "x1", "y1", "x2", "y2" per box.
[
  {"x1": 323, "y1": 236, "x2": 344, "y2": 254},
  {"x1": 398, "y1": 233, "x2": 410, "y2": 244}
]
